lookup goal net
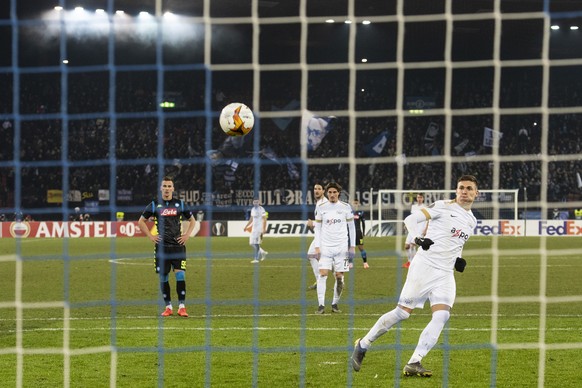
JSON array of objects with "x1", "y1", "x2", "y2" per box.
[
  {"x1": 3, "y1": 0, "x2": 582, "y2": 387},
  {"x1": 376, "y1": 189, "x2": 519, "y2": 235}
]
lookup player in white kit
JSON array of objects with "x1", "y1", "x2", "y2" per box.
[
  {"x1": 313, "y1": 182, "x2": 356, "y2": 314},
  {"x1": 403, "y1": 193, "x2": 428, "y2": 268},
  {"x1": 244, "y1": 199, "x2": 268, "y2": 263},
  {"x1": 306, "y1": 183, "x2": 329, "y2": 290},
  {"x1": 352, "y1": 175, "x2": 479, "y2": 377}
]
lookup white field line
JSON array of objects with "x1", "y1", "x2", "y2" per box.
[
  {"x1": 3, "y1": 325, "x2": 582, "y2": 335},
  {"x1": 1, "y1": 311, "x2": 582, "y2": 322}
]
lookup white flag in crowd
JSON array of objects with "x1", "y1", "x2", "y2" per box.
[
  {"x1": 302, "y1": 110, "x2": 335, "y2": 152},
  {"x1": 483, "y1": 127, "x2": 503, "y2": 147},
  {"x1": 424, "y1": 122, "x2": 440, "y2": 143}
]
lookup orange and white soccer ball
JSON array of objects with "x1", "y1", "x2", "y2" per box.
[{"x1": 219, "y1": 102, "x2": 254, "y2": 136}]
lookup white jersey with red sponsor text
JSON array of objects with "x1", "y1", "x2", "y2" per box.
[
  {"x1": 315, "y1": 200, "x2": 353, "y2": 250},
  {"x1": 416, "y1": 200, "x2": 477, "y2": 270}
]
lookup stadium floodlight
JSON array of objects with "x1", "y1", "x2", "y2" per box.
[
  {"x1": 325, "y1": 19, "x2": 335, "y2": 23},
  {"x1": 74, "y1": 7, "x2": 84, "y2": 12},
  {"x1": 116, "y1": 10, "x2": 125, "y2": 15},
  {"x1": 550, "y1": 25, "x2": 560, "y2": 30},
  {"x1": 163, "y1": 11, "x2": 178, "y2": 21},
  {"x1": 571, "y1": 26, "x2": 579, "y2": 30},
  {"x1": 95, "y1": 9, "x2": 105, "y2": 14},
  {"x1": 362, "y1": 20, "x2": 371, "y2": 25},
  {"x1": 54, "y1": 6, "x2": 63, "y2": 11},
  {"x1": 344, "y1": 20, "x2": 352, "y2": 24},
  {"x1": 361, "y1": 58, "x2": 368, "y2": 63},
  {"x1": 160, "y1": 101, "x2": 176, "y2": 108},
  {"x1": 138, "y1": 11, "x2": 154, "y2": 24}
]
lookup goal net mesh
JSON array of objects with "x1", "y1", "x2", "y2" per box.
[{"x1": 2, "y1": 0, "x2": 582, "y2": 387}]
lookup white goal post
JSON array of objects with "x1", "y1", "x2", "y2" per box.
[{"x1": 374, "y1": 189, "x2": 520, "y2": 236}]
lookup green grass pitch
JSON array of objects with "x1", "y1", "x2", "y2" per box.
[{"x1": 1, "y1": 236, "x2": 581, "y2": 387}]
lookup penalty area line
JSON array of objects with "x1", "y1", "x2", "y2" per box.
[
  {"x1": 108, "y1": 258, "x2": 150, "y2": 265},
  {"x1": 0, "y1": 254, "x2": 19, "y2": 262}
]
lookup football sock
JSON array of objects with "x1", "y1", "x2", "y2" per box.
[
  {"x1": 361, "y1": 307, "x2": 410, "y2": 349},
  {"x1": 408, "y1": 310, "x2": 450, "y2": 364},
  {"x1": 316, "y1": 274, "x2": 327, "y2": 306},
  {"x1": 176, "y1": 280, "x2": 186, "y2": 304},
  {"x1": 252, "y1": 244, "x2": 260, "y2": 260},
  {"x1": 174, "y1": 271, "x2": 186, "y2": 303},
  {"x1": 161, "y1": 281, "x2": 171, "y2": 306},
  {"x1": 406, "y1": 246, "x2": 416, "y2": 262},
  {"x1": 332, "y1": 275, "x2": 344, "y2": 304},
  {"x1": 360, "y1": 249, "x2": 367, "y2": 261}
]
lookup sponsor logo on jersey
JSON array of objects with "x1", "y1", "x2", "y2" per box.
[
  {"x1": 450, "y1": 227, "x2": 469, "y2": 241},
  {"x1": 160, "y1": 208, "x2": 178, "y2": 216}
]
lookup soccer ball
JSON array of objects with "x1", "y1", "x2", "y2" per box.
[{"x1": 219, "y1": 102, "x2": 254, "y2": 136}]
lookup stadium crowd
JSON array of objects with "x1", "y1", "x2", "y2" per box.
[{"x1": 0, "y1": 68, "x2": 581, "y2": 219}]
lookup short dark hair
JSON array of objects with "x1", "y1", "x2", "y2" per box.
[
  {"x1": 162, "y1": 176, "x2": 174, "y2": 182},
  {"x1": 325, "y1": 182, "x2": 342, "y2": 192},
  {"x1": 457, "y1": 175, "x2": 478, "y2": 189}
]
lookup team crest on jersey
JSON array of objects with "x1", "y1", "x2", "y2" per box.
[{"x1": 160, "y1": 208, "x2": 178, "y2": 216}]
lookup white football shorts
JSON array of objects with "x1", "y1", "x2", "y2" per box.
[
  {"x1": 318, "y1": 246, "x2": 351, "y2": 273},
  {"x1": 249, "y1": 231, "x2": 262, "y2": 245},
  {"x1": 398, "y1": 258, "x2": 456, "y2": 309}
]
